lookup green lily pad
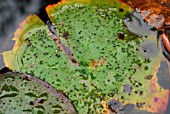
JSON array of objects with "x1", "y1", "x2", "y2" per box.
[
  {"x1": 2, "y1": 0, "x2": 169, "y2": 113},
  {"x1": 0, "y1": 70, "x2": 77, "y2": 114}
]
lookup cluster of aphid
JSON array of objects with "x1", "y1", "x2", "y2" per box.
[{"x1": 1, "y1": 0, "x2": 169, "y2": 113}]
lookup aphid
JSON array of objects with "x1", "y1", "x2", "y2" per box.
[
  {"x1": 136, "y1": 102, "x2": 145, "y2": 108},
  {"x1": 145, "y1": 74, "x2": 153, "y2": 80},
  {"x1": 25, "y1": 38, "x2": 31, "y2": 46}
]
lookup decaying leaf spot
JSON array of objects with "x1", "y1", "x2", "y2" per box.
[
  {"x1": 123, "y1": 84, "x2": 132, "y2": 94},
  {"x1": 89, "y1": 58, "x2": 106, "y2": 69}
]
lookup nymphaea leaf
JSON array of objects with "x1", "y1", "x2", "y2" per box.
[
  {"x1": 0, "y1": 71, "x2": 77, "y2": 114},
  {"x1": 2, "y1": 0, "x2": 169, "y2": 113}
]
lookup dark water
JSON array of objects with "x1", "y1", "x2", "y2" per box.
[{"x1": 0, "y1": 0, "x2": 169, "y2": 114}]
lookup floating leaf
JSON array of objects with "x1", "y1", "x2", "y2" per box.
[
  {"x1": 2, "y1": 0, "x2": 169, "y2": 113},
  {"x1": 0, "y1": 71, "x2": 77, "y2": 114}
]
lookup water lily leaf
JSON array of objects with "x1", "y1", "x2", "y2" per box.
[
  {"x1": 2, "y1": 0, "x2": 169, "y2": 113},
  {"x1": 2, "y1": 14, "x2": 46, "y2": 71},
  {"x1": 0, "y1": 71, "x2": 77, "y2": 114}
]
